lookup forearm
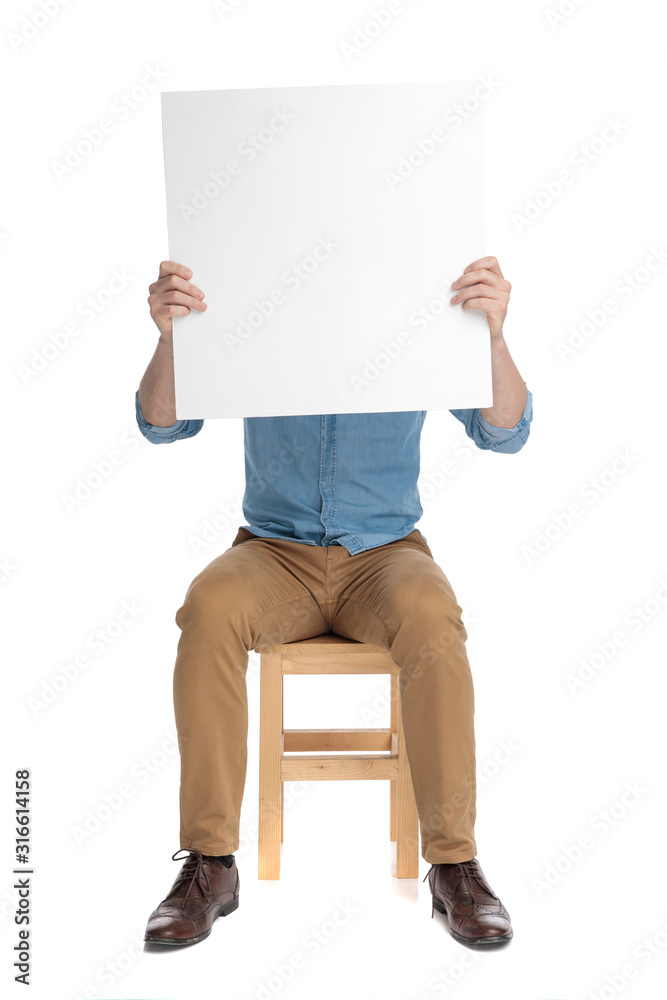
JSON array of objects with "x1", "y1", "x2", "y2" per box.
[
  {"x1": 479, "y1": 334, "x2": 527, "y2": 428},
  {"x1": 138, "y1": 336, "x2": 178, "y2": 426}
]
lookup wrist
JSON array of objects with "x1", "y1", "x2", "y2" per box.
[
  {"x1": 157, "y1": 332, "x2": 174, "y2": 353},
  {"x1": 489, "y1": 329, "x2": 508, "y2": 350}
]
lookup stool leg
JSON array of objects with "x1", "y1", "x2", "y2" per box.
[
  {"x1": 396, "y1": 684, "x2": 419, "y2": 878},
  {"x1": 390, "y1": 672, "x2": 398, "y2": 842},
  {"x1": 259, "y1": 651, "x2": 282, "y2": 879}
]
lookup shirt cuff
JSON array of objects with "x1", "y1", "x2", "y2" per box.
[
  {"x1": 134, "y1": 389, "x2": 203, "y2": 444},
  {"x1": 476, "y1": 386, "x2": 533, "y2": 442}
]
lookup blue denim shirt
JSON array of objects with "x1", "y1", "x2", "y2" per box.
[{"x1": 134, "y1": 387, "x2": 533, "y2": 555}]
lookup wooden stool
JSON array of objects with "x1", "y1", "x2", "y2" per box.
[{"x1": 255, "y1": 633, "x2": 419, "y2": 879}]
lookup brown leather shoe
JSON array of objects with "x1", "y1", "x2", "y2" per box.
[
  {"x1": 423, "y1": 858, "x2": 513, "y2": 945},
  {"x1": 144, "y1": 849, "x2": 239, "y2": 946}
]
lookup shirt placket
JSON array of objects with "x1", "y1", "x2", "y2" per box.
[{"x1": 318, "y1": 414, "x2": 338, "y2": 545}]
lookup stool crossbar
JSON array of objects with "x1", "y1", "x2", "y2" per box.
[{"x1": 255, "y1": 633, "x2": 419, "y2": 879}]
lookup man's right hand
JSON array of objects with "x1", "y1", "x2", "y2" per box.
[{"x1": 147, "y1": 260, "x2": 207, "y2": 341}]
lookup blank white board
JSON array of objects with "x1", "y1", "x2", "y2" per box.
[{"x1": 161, "y1": 81, "x2": 492, "y2": 418}]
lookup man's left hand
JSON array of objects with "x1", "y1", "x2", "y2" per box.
[{"x1": 450, "y1": 255, "x2": 511, "y2": 339}]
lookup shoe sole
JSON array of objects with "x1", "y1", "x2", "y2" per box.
[
  {"x1": 144, "y1": 895, "x2": 239, "y2": 946},
  {"x1": 432, "y1": 896, "x2": 513, "y2": 945}
]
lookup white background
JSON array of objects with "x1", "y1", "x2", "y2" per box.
[{"x1": 2, "y1": 2, "x2": 666, "y2": 999}]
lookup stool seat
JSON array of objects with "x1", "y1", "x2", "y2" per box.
[{"x1": 255, "y1": 632, "x2": 419, "y2": 879}]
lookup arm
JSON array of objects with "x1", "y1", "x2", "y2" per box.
[
  {"x1": 450, "y1": 386, "x2": 532, "y2": 454},
  {"x1": 136, "y1": 260, "x2": 207, "y2": 444},
  {"x1": 135, "y1": 389, "x2": 203, "y2": 445},
  {"x1": 449, "y1": 254, "x2": 533, "y2": 453},
  {"x1": 139, "y1": 333, "x2": 179, "y2": 427},
  {"x1": 479, "y1": 334, "x2": 527, "y2": 429}
]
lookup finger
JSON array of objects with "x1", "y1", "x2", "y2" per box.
[
  {"x1": 158, "y1": 260, "x2": 193, "y2": 281},
  {"x1": 155, "y1": 303, "x2": 192, "y2": 319},
  {"x1": 462, "y1": 255, "x2": 504, "y2": 279},
  {"x1": 459, "y1": 296, "x2": 501, "y2": 311},
  {"x1": 149, "y1": 271, "x2": 205, "y2": 302},
  {"x1": 451, "y1": 282, "x2": 507, "y2": 304},
  {"x1": 452, "y1": 267, "x2": 508, "y2": 293},
  {"x1": 151, "y1": 289, "x2": 207, "y2": 311},
  {"x1": 156, "y1": 260, "x2": 205, "y2": 298}
]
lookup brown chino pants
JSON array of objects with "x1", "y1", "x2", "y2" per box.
[{"x1": 173, "y1": 526, "x2": 477, "y2": 864}]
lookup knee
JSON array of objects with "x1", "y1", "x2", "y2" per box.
[
  {"x1": 394, "y1": 579, "x2": 467, "y2": 639},
  {"x1": 175, "y1": 571, "x2": 250, "y2": 630},
  {"x1": 391, "y1": 585, "x2": 470, "y2": 691}
]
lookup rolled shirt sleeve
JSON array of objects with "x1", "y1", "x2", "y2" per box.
[
  {"x1": 134, "y1": 389, "x2": 204, "y2": 444},
  {"x1": 450, "y1": 386, "x2": 533, "y2": 454}
]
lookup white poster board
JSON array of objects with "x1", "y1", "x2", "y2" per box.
[{"x1": 161, "y1": 81, "x2": 492, "y2": 419}]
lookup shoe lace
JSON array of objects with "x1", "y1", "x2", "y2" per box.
[
  {"x1": 422, "y1": 859, "x2": 484, "y2": 920},
  {"x1": 167, "y1": 849, "x2": 213, "y2": 908}
]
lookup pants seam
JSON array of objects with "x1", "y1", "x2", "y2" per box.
[
  {"x1": 247, "y1": 594, "x2": 317, "y2": 631},
  {"x1": 341, "y1": 596, "x2": 397, "y2": 643}
]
